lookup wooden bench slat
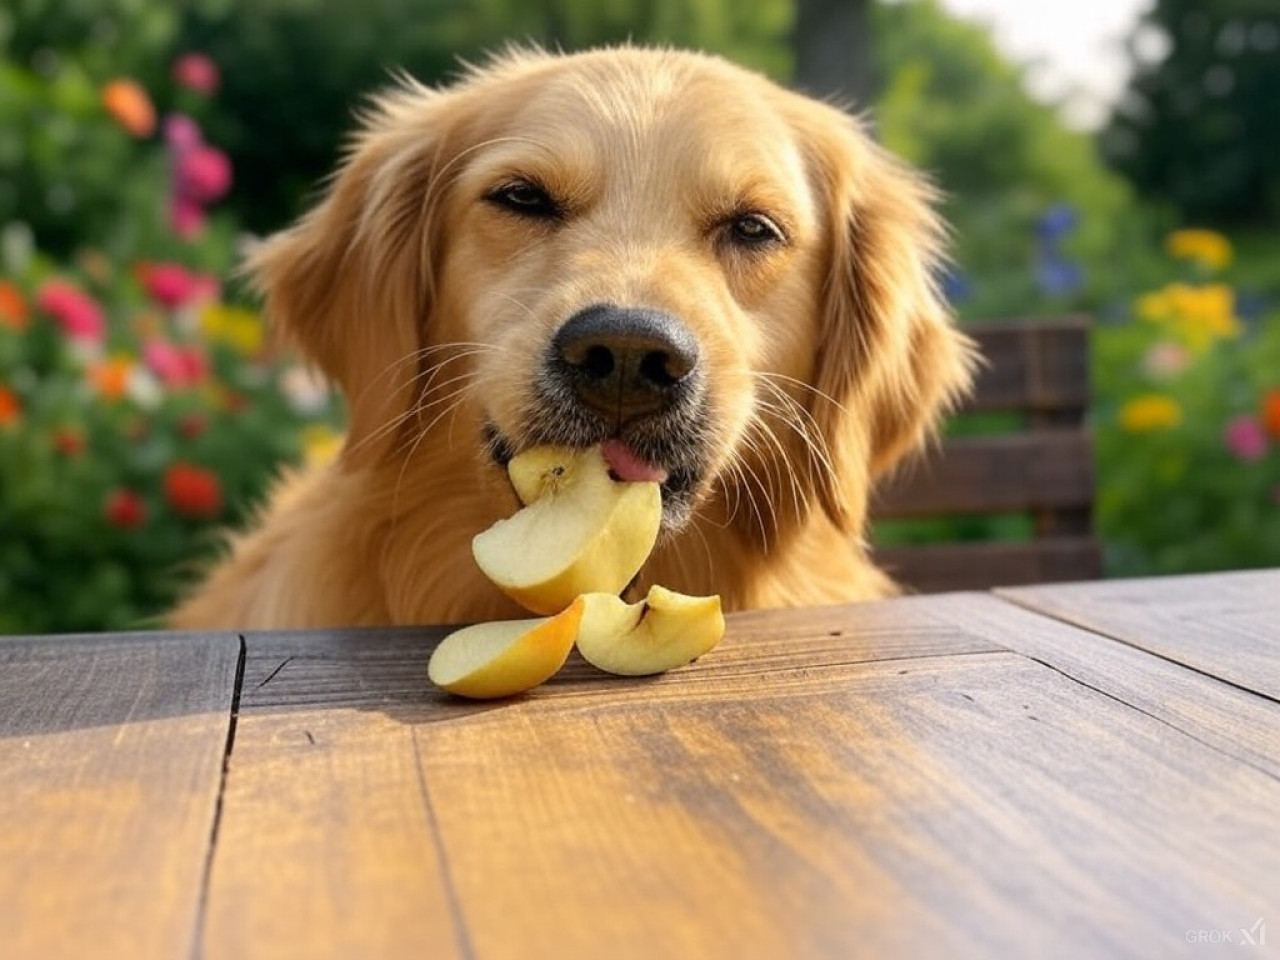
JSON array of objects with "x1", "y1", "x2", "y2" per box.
[
  {"x1": 964, "y1": 318, "x2": 1091, "y2": 415},
  {"x1": 877, "y1": 539, "x2": 1104, "y2": 593},
  {"x1": 875, "y1": 431, "x2": 1095, "y2": 518}
]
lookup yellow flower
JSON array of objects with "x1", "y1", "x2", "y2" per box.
[
  {"x1": 1166, "y1": 229, "x2": 1232, "y2": 271},
  {"x1": 1135, "y1": 282, "x2": 1240, "y2": 352},
  {"x1": 302, "y1": 425, "x2": 344, "y2": 466},
  {"x1": 1120, "y1": 394, "x2": 1183, "y2": 432},
  {"x1": 199, "y1": 302, "x2": 265, "y2": 356}
]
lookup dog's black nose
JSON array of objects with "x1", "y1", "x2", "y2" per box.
[{"x1": 551, "y1": 305, "x2": 699, "y2": 420}]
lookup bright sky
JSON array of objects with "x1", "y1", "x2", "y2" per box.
[{"x1": 938, "y1": 0, "x2": 1155, "y2": 129}]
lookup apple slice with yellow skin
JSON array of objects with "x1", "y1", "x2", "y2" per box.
[
  {"x1": 428, "y1": 598, "x2": 585, "y2": 699},
  {"x1": 473, "y1": 446, "x2": 662, "y2": 615},
  {"x1": 576, "y1": 585, "x2": 724, "y2": 676}
]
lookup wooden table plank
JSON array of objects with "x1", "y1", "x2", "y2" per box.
[
  {"x1": 0, "y1": 631, "x2": 241, "y2": 960},
  {"x1": 201, "y1": 628, "x2": 470, "y2": 960},
  {"x1": 202, "y1": 597, "x2": 1277, "y2": 960},
  {"x1": 927, "y1": 593, "x2": 1280, "y2": 777},
  {"x1": 998, "y1": 570, "x2": 1280, "y2": 701}
]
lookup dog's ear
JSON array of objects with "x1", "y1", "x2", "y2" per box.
[
  {"x1": 247, "y1": 82, "x2": 462, "y2": 462},
  {"x1": 804, "y1": 112, "x2": 977, "y2": 534}
]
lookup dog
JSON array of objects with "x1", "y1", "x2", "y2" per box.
[{"x1": 170, "y1": 46, "x2": 975, "y2": 631}]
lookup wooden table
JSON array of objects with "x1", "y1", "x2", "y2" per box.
[{"x1": 3, "y1": 570, "x2": 1277, "y2": 960}]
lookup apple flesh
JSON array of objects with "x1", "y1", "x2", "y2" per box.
[
  {"x1": 428, "y1": 598, "x2": 585, "y2": 699},
  {"x1": 575, "y1": 585, "x2": 724, "y2": 676},
  {"x1": 473, "y1": 446, "x2": 662, "y2": 615}
]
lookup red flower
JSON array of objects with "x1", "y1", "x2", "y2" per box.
[
  {"x1": 173, "y1": 53, "x2": 221, "y2": 95},
  {"x1": 178, "y1": 414, "x2": 207, "y2": 439},
  {"x1": 36, "y1": 281, "x2": 106, "y2": 341},
  {"x1": 137, "y1": 262, "x2": 219, "y2": 310},
  {"x1": 1263, "y1": 389, "x2": 1280, "y2": 441},
  {"x1": 0, "y1": 385, "x2": 19, "y2": 426},
  {"x1": 52, "y1": 428, "x2": 86, "y2": 456},
  {"x1": 105, "y1": 489, "x2": 147, "y2": 528},
  {"x1": 165, "y1": 463, "x2": 222, "y2": 517}
]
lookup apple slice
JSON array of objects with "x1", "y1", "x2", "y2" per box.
[
  {"x1": 428, "y1": 598, "x2": 585, "y2": 699},
  {"x1": 575, "y1": 585, "x2": 724, "y2": 676},
  {"x1": 507, "y1": 444, "x2": 576, "y2": 506},
  {"x1": 473, "y1": 446, "x2": 662, "y2": 615}
]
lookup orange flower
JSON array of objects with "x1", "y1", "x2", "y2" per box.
[
  {"x1": 1263, "y1": 389, "x2": 1280, "y2": 440},
  {"x1": 0, "y1": 281, "x2": 28, "y2": 330},
  {"x1": 101, "y1": 79, "x2": 156, "y2": 137},
  {"x1": 0, "y1": 385, "x2": 20, "y2": 426},
  {"x1": 88, "y1": 356, "x2": 134, "y2": 400}
]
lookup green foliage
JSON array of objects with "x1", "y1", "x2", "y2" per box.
[
  {"x1": 1104, "y1": 0, "x2": 1280, "y2": 227},
  {"x1": 1093, "y1": 242, "x2": 1280, "y2": 573},
  {"x1": 870, "y1": 0, "x2": 1144, "y2": 320},
  {"x1": 0, "y1": 32, "x2": 341, "y2": 634},
  {"x1": 179, "y1": 0, "x2": 792, "y2": 232}
]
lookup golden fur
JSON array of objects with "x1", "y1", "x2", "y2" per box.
[{"x1": 170, "y1": 47, "x2": 975, "y2": 631}]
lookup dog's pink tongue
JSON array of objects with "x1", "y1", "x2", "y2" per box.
[{"x1": 602, "y1": 439, "x2": 668, "y2": 484}]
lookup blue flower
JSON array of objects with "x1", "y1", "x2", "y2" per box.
[
  {"x1": 1036, "y1": 255, "x2": 1084, "y2": 297},
  {"x1": 939, "y1": 266, "x2": 973, "y2": 304},
  {"x1": 1036, "y1": 204, "x2": 1078, "y2": 243}
]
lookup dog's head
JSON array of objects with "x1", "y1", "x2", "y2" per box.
[{"x1": 251, "y1": 47, "x2": 974, "y2": 542}]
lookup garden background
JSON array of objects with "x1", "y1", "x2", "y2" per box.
[{"x1": 1, "y1": 0, "x2": 1277, "y2": 634}]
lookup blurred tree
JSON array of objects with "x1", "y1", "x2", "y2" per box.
[
  {"x1": 179, "y1": 0, "x2": 791, "y2": 234},
  {"x1": 792, "y1": 0, "x2": 872, "y2": 106},
  {"x1": 1103, "y1": 0, "x2": 1280, "y2": 227},
  {"x1": 868, "y1": 0, "x2": 1139, "y2": 319}
]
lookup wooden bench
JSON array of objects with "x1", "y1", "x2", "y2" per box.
[{"x1": 873, "y1": 316, "x2": 1103, "y2": 592}]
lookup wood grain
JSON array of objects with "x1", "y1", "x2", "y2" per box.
[
  {"x1": 0, "y1": 631, "x2": 240, "y2": 960},
  {"x1": 413, "y1": 615, "x2": 1278, "y2": 960},
  {"x1": 206, "y1": 594, "x2": 1276, "y2": 960},
  {"x1": 926, "y1": 592, "x2": 1280, "y2": 777},
  {"x1": 963, "y1": 317, "x2": 1091, "y2": 414},
  {"x1": 200, "y1": 627, "x2": 469, "y2": 960},
  {"x1": 876, "y1": 538, "x2": 1103, "y2": 593},
  {"x1": 999, "y1": 570, "x2": 1280, "y2": 702},
  {"x1": 874, "y1": 431, "x2": 1095, "y2": 519}
]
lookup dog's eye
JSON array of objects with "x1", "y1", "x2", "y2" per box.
[
  {"x1": 727, "y1": 213, "x2": 785, "y2": 247},
  {"x1": 488, "y1": 180, "x2": 561, "y2": 219}
]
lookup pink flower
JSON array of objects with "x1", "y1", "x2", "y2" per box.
[
  {"x1": 177, "y1": 145, "x2": 232, "y2": 204},
  {"x1": 163, "y1": 113, "x2": 202, "y2": 151},
  {"x1": 171, "y1": 198, "x2": 207, "y2": 238},
  {"x1": 173, "y1": 54, "x2": 220, "y2": 95},
  {"x1": 36, "y1": 281, "x2": 105, "y2": 342},
  {"x1": 142, "y1": 339, "x2": 208, "y2": 387},
  {"x1": 1223, "y1": 416, "x2": 1268, "y2": 462},
  {"x1": 138, "y1": 262, "x2": 219, "y2": 310},
  {"x1": 1142, "y1": 341, "x2": 1191, "y2": 380}
]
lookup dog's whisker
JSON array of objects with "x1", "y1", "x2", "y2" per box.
[
  {"x1": 387, "y1": 375, "x2": 483, "y2": 460},
  {"x1": 743, "y1": 412, "x2": 804, "y2": 528},
  {"x1": 346, "y1": 350, "x2": 492, "y2": 457},
  {"x1": 753, "y1": 370, "x2": 850, "y2": 415},
  {"x1": 347, "y1": 341, "x2": 498, "y2": 424},
  {"x1": 753, "y1": 378, "x2": 840, "y2": 491}
]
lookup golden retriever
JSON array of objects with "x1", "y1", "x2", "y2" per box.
[{"x1": 170, "y1": 46, "x2": 975, "y2": 631}]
